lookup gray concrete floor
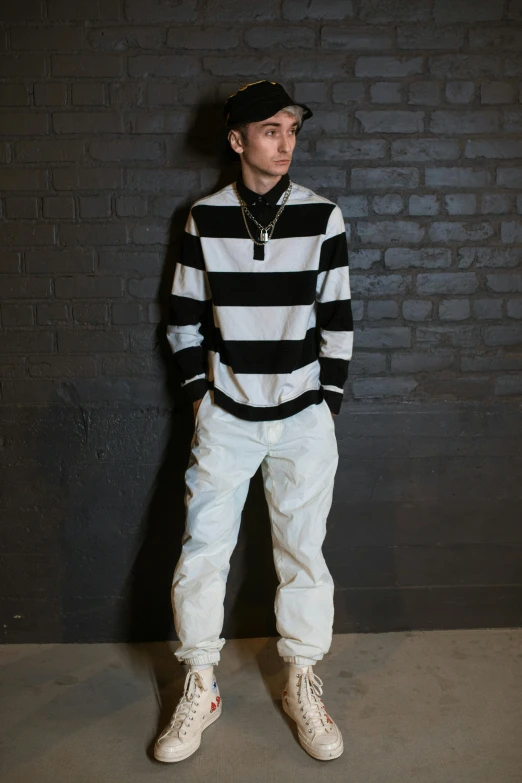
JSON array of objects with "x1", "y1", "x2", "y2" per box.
[{"x1": 0, "y1": 629, "x2": 521, "y2": 782}]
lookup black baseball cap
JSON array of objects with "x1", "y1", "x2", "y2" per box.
[{"x1": 223, "y1": 80, "x2": 313, "y2": 132}]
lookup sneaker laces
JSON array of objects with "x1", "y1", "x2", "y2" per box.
[
  {"x1": 165, "y1": 670, "x2": 208, "y2": 736},
  {"x1": 297, "y1": 669, "x2": 333, "y2": 735}
]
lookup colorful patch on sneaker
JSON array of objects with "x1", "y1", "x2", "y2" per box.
[
  {"x1": 216, "y1": 695, "x2": 221, "y2": 706},
  {"x1": 212, "y1": 679, "x2": 217, "y2": 690},
  {"x1": 210, "y1": 701, "x2": 217, "y2": 713},
  {"x1": 283, "y1": 690, "x2": 289, "y2": 704},
  {"x1": 325, "y1": 714, "x2": 334, "y2": 724}
]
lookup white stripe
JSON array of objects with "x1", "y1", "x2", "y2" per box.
[
  {"x1": 181, "y1": 373, "x2": 206, "y2": 387},
  {"x1": 318, "y1": 329, "x2": 353, "y2": 361},
  {"x1": 316, "y1": 264, "x2": 351, "y2": 303},
  {"x1": 171, "y1": 263, "x2": 211, "y2": 301},
  {"x1": 201, "y1": 235, "x2": 323, "y2": 273},
  {"x1": 166, "y1": 324, "x2": 204, "y2": 355},
  {"x1": 214, "y1": 304, "x2": 316, "y2": 341}
]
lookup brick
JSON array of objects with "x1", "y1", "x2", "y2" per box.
[
  {"x1": 2, "y1": 1, "x2": 42, "y2": 21},
  {"x1": 79, "y1": 197, "x2": 111, "y2": 219},
  {"x1": 0, "y1": 331, "x2": 52, "y2": 354},
  {"x1": 501, "y1": 222, "x2": 522, "y2": 243},
  {"x1": 351, "y1": 168, "x2": 419, "y2": 189},
  {"x1": 115, "y1": 197, "x2": 147, "y2": 218},
  {"x1": 203, "y1": 56, "x2": 276, "y2": 77},
  {"x1": 0, "y1": 251, "x2": 21, "y2": 274},
  {"x1": 5, "y1": 198, "x2": 38, "y2": 219},
  {"x1": 418, "y1": 376, "x2": 490, "y2": 399},
  {"x1": 0, "y1": 85, "x2": 30, "y2": 106},
  {"x1": 58, "y1": 224, "x2": 126, "y2": 247},
  {"x1": 166, "y1": 28, "x2": 239, "y2": 49},
  {"x1": 445, "y1": 82, "x2": 475, "y2": 104},
  {"x1": 481, "y1": 82, "x2": 515, "y2": 105},
  {"x1": 57, "y1": 330, "x2": 126, "y2": 353},
  {"x1": 430, "y1": 111, "x2": 500, "y2": 134},
  {"x1": 355, "y1": 56, "x2": 423, "y2": 78},
  {"x1": 283, "y1": 0, "x2": 354, "y2": 19},
  {"x1": 43, "y1": 198, "x2": 75, "y2": 219},
  {"x1": 281, "y1": 56, "x2": 347, "y2": 79},
  {"x1": 392, "y1": 351, "x2": 454, "y2": 372},
  {"x1": 428, "y1": 168, "x2": 489, "y2": 188},
  {"x1": 351, "y1": 301, "x2": 364, "y2": 320},
  {"x1": 461, "y1": 353, "x2": 522, "y2": 372},
  {"x1": 1, "y1": 305, "x2": 34, "y2": 327},
  {"x1": 36, "y1": 304, "x2": 69, "y2": 324},
  {"x1": 51, "y1": 55, "x2": 121, "y2": 78},
  {"x1": 307, "y1": 112, "x2": 348, "y2": 133},
  {"x1": 397, "y1": 27, "x2": 465, "y2": 50},
  {"x1": 27, "y1": 356, "x2": 96, "y2": 377},
  {"x1": 433, "y1": 0, "x2": 503, "y2": 22},
  {"x1": 246, "y1": 27, "x2": 314, "y2": 49},
  {"x1": 288, "y1": 167, "x2": 345, "y2": 189},
  {"x1": 316, "y1": 139, "x2": 386, "y2": 160},
  {"x1": 348, "y1": 249, "x2": 381, "y2": 269},
  {"x1": 408, "y1": 82, "x2": 441, "y2": 106},
  {"x1": 373, "y1": 195, "x2": 403, "y2": 215},
  {"x1": 470, "y1": 28, "x2": 522, "y2": 50},
  {"x1": 357, "y1": 221, "x2": 424, "y2": 244},
  {"x1": 417, "y1": 273, "x2": 477, "y2": 295},
  {"x1": 356, "y1": 111, "x2": 424, "y2": 133},
  {"x1": 0, "y1": 55, "x2": 46, "y2": 78},
  {"x1": 367, "y1": 300, "x2": 399, "y2": 319},
  {"x1": 353, "y1": 377, "x2": 418, "y2": 398},
  {"x1": 126, "y1": 0, "x2": 197, "y2": 21},
  {"x1": 14, "y1": 140, "x2": 84, "y2": 162},
  {"x1": 72, "y1": 84, "x2": 105, "y2": 106},
  {"x1": 53, "y1": 113, "x2": 123, "y2": 134},
  {"x1": 97, "y1": 252, "x2": 162, "y2": 276},
  {"x1": 52, "y1": 168, "x2": 122, "y2": 190},
  {"x1": 502, "y1": 112, "x2": 522, "y2": 132},
  {"x1": 359, "y1": 1, "x2": 430, "y2": 22},
  {"x1": 391, "y1": 139, "x2": 459, "y2": 161},
  {"x1": 128, "y1": 278, "x2": 159, "y2": 299},
  {"x1": 349, "y1": 352, "x2": 386, "y2": 375},
  {"x1": 125, "y1": 168, "x2": 198, "y2": 192},
  {"x1": 402, "y1": 300, "x2": 433, "y2": 320},
  {"x1": 351, "y1": 274, "x2": 409, "y2": 297},
  {"x1": 385, "y1": 248, "x2": 451, "y2": 269},
  {"x1": 1, "y1": 277, "x2": 52, "y2": 298},
  {"x1": 130, "y1": 54, "x2": 199, "y2": 77},
  {"x1": 332, "y1": 82, "x2": 365, "y2": 103},
  {"x1": 338, "y1": 196, "x2": 368, "y2": 218},
  {"x1": 444, "y1": 194, "x2": 477, "y2": 215},
  {"x1": 370, "y1": 82, "x2": 402, "y2": 103},
  {"x1": 416, "y1": 326, "x2": 480, "y2": 347},
  {"x1": 480, "y1": 194, "x2": 512, "y2": 214},
  {"x1": 464, "y1": 138, "x2": 522, "y2": 159},
  {"x1": 111, "y1": 303, "x2": 143, "y2": 325},
  {"x1": 429, "y1": 222, "x2": 494, "y2": 242},
  {"x1": 486, "y1": 275, "x2": 522, "y2": 293},
  {"x1": 409, "y1": 195, "x2": 439, "y2": 216},
  {"x1": 0, "y1": 379, "x2": 63, "y2": 404},
  {"x1": 72, "y1": 304, "x2": 109, "y2": 325},
  {"x1": 497, "y1": 169, "x2": 522, "y2": 189},
  {"x1": 473, "y1": 300, "x2": 503, "y2": 320},
  {"x1": 0, "y1": 169, "x2": 47, "y2": 191},
  {"x1": 355, "y1": 327, "x2": 411, "y2": 348},
  {"x1": 55, "y1": 277, "x2": 123, "y2": 299},
  {"x1": 495, "y1": 375, "x2": 522, "y2": 395},
  {"x1": 26, "y1": 250, "x2": 93, "y2": 274},
  {"x1": 321, "y1": 28, "x2": 393, "y2": 51},
  {"x1": 10, "y1": 26, "x2": 84, "y2": 50},
  {"x1": 34, "y1": 83, "x2": 67, "y2": 106},
  {"x1": 484, "y1": 326, "x2": 522, "y2": 346},
  {"x1": 438, "y1": 299, "x2": 471, "y2": 320},
  {"x1": 457, "y1": 248, "x2": 522, "y2": 270},
  {"x1": 294, "y1": 82, "x2": 327, "y2": 103},
  {"x1": 507, "y1": 299, "x2": 522, "y2": 319},
  {"x1": 429, "y1": 55, "x2": 501, "y2": 78}
]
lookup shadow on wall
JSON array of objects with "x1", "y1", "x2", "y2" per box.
[{"x1": 116, "y1": 100, "x2": 280, "y2": 648}]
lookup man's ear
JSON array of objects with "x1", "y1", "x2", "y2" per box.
[{"x1": 228, "y1": 128, "x2": 244, "y2": 155}]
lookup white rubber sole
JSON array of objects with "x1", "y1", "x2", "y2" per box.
[
  {"x1": 154, "y1": 705, "x2": 222, "y2": 763},
  {"x1": 282, "y1": 698, "x2": 344, "y2": 761}
]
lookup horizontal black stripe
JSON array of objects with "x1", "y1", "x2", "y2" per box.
[
  {"x1": 319, "y1": 231, "x2": 348, "y2": 273},
  {"x1": 180, "y1": 231, "x2": 205, "y2": 270},
  {"x1": 193, "y1": 202, "x2": 335, "y2": 239},
  {"x1": 319, "y1": 356, "x2": 350, "y2": 389},
  {"x1": 208, "y1": 270, "x2": 317, "y2": 306},
  {"x1": 316, "y1": 299, "x2": 354, "y2": 331},
  {"x1": 213, "y1": 385, "x2": 323, "y2": 422},
  {"x1": 169, "y1": 294, "x2": 212, "y2": 326},
  {"x1": 182, "y1": 376, "x2": 209, "y2": 403},
  {"x1": 212, "y1": 326, "x2": 317, "y2": 374},
  {"x1": 322, "y1": 387, "x2": 343, "y2": 415}
]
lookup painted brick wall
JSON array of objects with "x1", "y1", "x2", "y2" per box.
[
  {"x1": 1, "y1": 1, "x2": 522, "y2": 643},
  {"x1": 1, "y1": 0, "x2": 522, "y2": 403}
]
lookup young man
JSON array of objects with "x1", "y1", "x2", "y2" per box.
[{"x1": 155, "y1": 80, "x2": 353, "y2": 764}]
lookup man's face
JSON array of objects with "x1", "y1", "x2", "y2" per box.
[{"x1": 228, "y1": 110, "x2": 298, "y2": 178}]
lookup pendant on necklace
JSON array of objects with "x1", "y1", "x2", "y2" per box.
[{"x1": 260, "y1": 228, "x2": 269, "y2": 243}]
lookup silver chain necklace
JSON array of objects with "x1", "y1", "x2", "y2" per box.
[{"x1": 233, "y1": 180, "x2": 293, "y2": 245}]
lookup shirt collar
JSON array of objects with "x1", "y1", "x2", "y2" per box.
[{"x1": 235, "y1": 172, "x2": 290, "y2": 207}]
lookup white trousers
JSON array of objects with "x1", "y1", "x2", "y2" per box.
[{"x1": 171, "y1": 389, "x2": 339, "y2": 667}]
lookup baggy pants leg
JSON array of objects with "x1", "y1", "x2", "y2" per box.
[
  {"x1": 171, "y1": 390, "x2": 338, "y2": 667},
  {"x1": 261, "y1": 398, "x2": 339, "y2": 666},
  {"x1": 171, "y1": 390, "x2": 265, "y2": 666}
]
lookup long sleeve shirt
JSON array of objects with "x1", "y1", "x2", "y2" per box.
[{"x1": 167, "y1": 171, "x2": 354, "y2": 421}]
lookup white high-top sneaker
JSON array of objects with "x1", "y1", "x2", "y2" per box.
[
  {"x1": 154, "y1": 665, "x2": 222, "y2": 763},
  {"x1": 282, "y1": 665, "x2": 343, "y2": 761}
]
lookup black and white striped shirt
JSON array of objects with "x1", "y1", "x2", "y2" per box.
[{"x1": 167, "y1": 172, "x2": 354, "y2": 421}]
